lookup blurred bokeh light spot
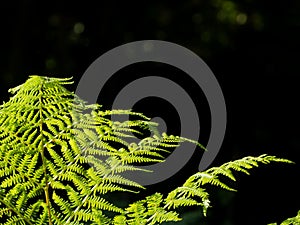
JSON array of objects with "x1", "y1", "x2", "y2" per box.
[
  {"x1": 236, "y1": 13, "x2": 247, "y2": 25},
  {"x1": 73, "y1": 22, "x2": 85, "y2": 34}
]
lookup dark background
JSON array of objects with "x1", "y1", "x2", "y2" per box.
[{"x1": 1, "y1": 1, "x2": 299, "y2": 224}]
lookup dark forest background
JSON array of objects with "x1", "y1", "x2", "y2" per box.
[{"x1": 0, "y1": 1, "x2": 299, "y2": 224}]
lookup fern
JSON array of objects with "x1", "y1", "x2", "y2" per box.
[
  {"x1": 268, "y1": 210, "x2": 300, "y2": 225},
  {"x1": 114, "y1": 154, "x2": 292, "y2": 224},
  {"x1": 0, "y1": 75, "x2": 293, "y2": 225}
]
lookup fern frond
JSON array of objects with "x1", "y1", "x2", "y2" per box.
[
  {"x1": 165, "y1": 154, "x2": 293, "y2": 217},
  {"x1": 268, "y1": 210, "x2": 300, "y2": 225}
]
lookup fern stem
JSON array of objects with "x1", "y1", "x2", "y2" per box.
[{"x1": 38, "y1": 83, "x2": 53, "y2": 225}]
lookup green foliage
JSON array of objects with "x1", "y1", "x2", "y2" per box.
[
  {"x1": 268, "y1": 210, "x2": 300, "y2": 225},
  {"x1": 0, "y1": 76, "x2": 293, "y2": 225}
]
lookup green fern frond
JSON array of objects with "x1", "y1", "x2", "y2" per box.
[
  {"x1": 0, "y1": 76, "x2": 153, "y2": 224},
  {"x1": 268, "y1": 210, "x2": 300, "y2": 225}
]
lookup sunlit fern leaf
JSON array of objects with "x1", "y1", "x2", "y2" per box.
[
  {"x1": 113, "y1": 215, "x2": 127, "y2": 225},
  {"x1": 268, "y1": 210, "x2": 300, "y2": 225}
]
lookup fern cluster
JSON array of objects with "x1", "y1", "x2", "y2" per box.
[{"x1": 0, "y1": 76, "x2": 293, "y2": 225}]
